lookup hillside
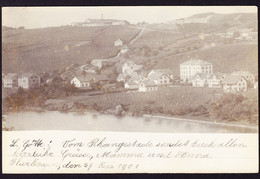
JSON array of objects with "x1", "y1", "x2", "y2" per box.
[
  {"x1": 2, "y1": 25, "x2": 141, "y2": 73},
  {"x1": 2, "y1": 13, "x2": 258, "y2": 77}
]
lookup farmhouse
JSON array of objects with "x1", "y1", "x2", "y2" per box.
[
  {"x1": 232, "y1": 71, "x2": 255, "y2": 84},
  {"x1": 139, "y1": 81, "x2": 158, "y2": 92},
  {"x1": 147, "y1": 69, "x2": 174, "y2": 85},
  {"x1": 180, "y1": 59, "x2": 213, "y2": 82},
  {"x1": 91, "y1": 59, "x2": 108, "y2": 69},
  {"x1": 71, "y1": 76, "x2": 92, "y2": 88},
  {"x1": 114, "y1": 39, "x2": 123, "y2": 46},
  {"x1": 191, "y1": 73, "x2": 212, "y2": 87},
  {"x1": 208, "y1": 73, "x2": 227, "y2": 88},
  {"x1": 3, "y1": 73, "x2": 18, "y2": 88},
  {"x1": 124, "y1": 81, "x2": 139, "y2": 89},
  {"x1": 222, "y1": 75, "x2": 247, "y2": 93},
  {"x1": 122, "y1": 61, "x2": 143, "y2": 76},
  {"x1": 120, "y1": 45, "x2": 129, "y2": 54},
  {"x1": 18, "y1": 73, "x2": 40, "y2": 89}
]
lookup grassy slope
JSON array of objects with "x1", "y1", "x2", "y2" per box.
[{"x1": 2, "y1": 26, "x2": 141, "y2": 73}]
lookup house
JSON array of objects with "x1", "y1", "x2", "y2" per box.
[
  {"x1": 124, "y1": 81, "x2": 139, "y2": 89},
  {"x1": 117, "y1": 73, "x2": 125, "y2": 82},
  {"x1": 222, "y1": 75, "x2": 247, "y2": 93},
  {"x1": 3, "y1": 73, "x2": 18, "y2": 88},
  {"x1": 18, "y1": 73, "x2": 40, "y2": 89},
  {"x1": 191, "y1": 73, "x2": 212, "y2": 87},
  {"x1": 71, "y1": 76, "x2": 92, "y2": 88},
  {"x1": 120, "y1": 45, "x2": 129, "y2": 54},
  {"x1": 91, "y1": 59, "x2": 108, "y2": 69},
  {"x1": 180, "y1": 59, "x2": 213, "y2": 82},
  {"x1": 147, "y1": 69, "x2": 174, "y2": 85},
  {"x1": 114, "y1": 39, "x2": 123, "y2": 46},
  {"x1": 208, "y1": 73, "x2": 227, "y2": 88},
  {"x1": 122, "y1": 61, "x2": 143, "y2": 76},
  {"x1": 139, "y1": 81, "x2": 158, "y2": 92},
  {"x1": 232, "y1": 71, "x2": 255, "y2": 84}
]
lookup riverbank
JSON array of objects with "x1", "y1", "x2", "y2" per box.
[{"x1": 3, "y1": 110, "x2": 258, "y2": 133}]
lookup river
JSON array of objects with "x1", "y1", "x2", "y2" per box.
[{"x1": 2, "y1": 111, "x2": 257, "y2": 133}]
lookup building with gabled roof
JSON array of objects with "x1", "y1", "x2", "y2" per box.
[
  {"x1": 114, "y1": 39, "x2": 123, "y2": 46},
  {"x1": 180, "y1": 59, "x2": 213, "y2": 82},
  {"x1": 3, "y1": 73, "x2": 18, "y2": 88},
  {"x1": 191, "y1": 73, "x2": 212, "y2": 87},
  {"x1": 139, "y1": 80, "x2": 158, "y2": 92},
  {"x1": 147, "y1": 69, "x2": 174, "y2": 85},
  {"x1": 208, "y1": 73, "x2": 227, "y2": 88},
  {"x1": 232, "y1": 71, "x2": 255, "y2": 83},
  {"x1": 71, "y1": 76, "x2": 92, "y2": 88},
  {"x1": 222, "y1": 74, "x2": 247, "y2": 93},
  {"x1": 18, "y1": 73, "x2": 40, "y2": 89}
]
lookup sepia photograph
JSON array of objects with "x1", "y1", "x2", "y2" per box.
[{"x1": 2, "y1": 6, "x2": 258, "y2": 133}]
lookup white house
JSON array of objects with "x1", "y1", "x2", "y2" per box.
[
  {"x1": 180, "y1": 59, "x2": 213, "y2": 82},
  {"x1": 139, "y1": 81, "x2": 158, "y2": 92},
  {"x1": 3, "y1": 73, "x2": 18, "y2": 88},
  {"x1": 71, "y1": 76, "x2": 92, "y2": 88},
  {"x1": 18, "y1": 73, "x2": 40, "y2": 89},
  {"x1": 120, "y1": 45, "x2": 129, "y2": 54},
  {"x1": 114, "y1": 39, "x2": 123, "y2": 46},
  {"x1": 232, "y1": 71, "x2": 255, "y2": 84},
  {"x1": 147, "y1": 69, "x2": 174, "y2": 85},
  {"x1": 91, "y1": 59, "x2": 108, "y2": 69},
  {"x1": 122, "y1": 61, "x2": 143, "y2": 76},
  {"x1": 222, "y1": 75, "x2": 247, "y2": 93},
  {"x1": 124, "y1": 81, "x2": 139, "y2": 89},
  {"x1": 191, "y1": 73, "x2": 212, "y2": 87},
  {"x1": 208, "y1": 73, "x2": 227, "y2": 88}
]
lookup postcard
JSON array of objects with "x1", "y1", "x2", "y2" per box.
[{"x1": 2, "y1": 6, "x2": 258, "y2": 173}]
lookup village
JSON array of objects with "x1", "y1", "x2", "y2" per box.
[{"x1": 2, "y1": 43, "x2": 258, "y2": 94}]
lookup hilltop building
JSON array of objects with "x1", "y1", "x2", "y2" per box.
[
  {"x1": 180, "y1": 59, "x2": 213, "y2": 82},
  {"x1": 3, "y1": 73, "x2": 18, "y2": 88},
  {"x1": 18, "y1": 73, "x2": 40, "y2": 89},
  {"x1": 72, "y1": 18, "x2": 129, "y2": 27},
  {"x1": 114, "y1": 39, "x2": 123, "y2": 47}
]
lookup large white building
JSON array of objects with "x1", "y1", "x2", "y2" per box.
[{"x1": 180, "y1": 59, "x2": 213, "y2": 82}]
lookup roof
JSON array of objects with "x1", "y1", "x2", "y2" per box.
[
  {"x1": 4, "y1": 73, "x2": 17, "y2": 80},
  {"x1": 232, "y1": 71, "x2": 253, "y2": 76},
  {"x1": 140, "y1": 80, "x2": 158, "y2": 87},
  {"x1": 209, "y1": 73, "x2": 227, "y2": 80},
  {"x1": 115, "y1": 39, "x2": 122, "y2": 42},
  {"x1": 180, "y1": 59, "x2": 212, "y2": 66},
  {"x1": 19, "y1": 73, "x2": 39, "y2": 78},
  {"x1": 73, "y1": 75, "x2": 92, "y2": 83},
  {"x1": 148, "y1": 69, "x2": 173, "y2": 80},
  {"x1": 191, "y1": 73, "x2": 212, "y2": 81},
  {"x1": 222, "y1": 75, "x2": 245, "y2": 85},
  {"x1": 84, "y1": 19, "x2": 127, "y2": 23}
]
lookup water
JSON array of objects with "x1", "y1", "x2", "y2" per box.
[{"x1": 3, "y1": 111, "x2": 257, "y2": 133}]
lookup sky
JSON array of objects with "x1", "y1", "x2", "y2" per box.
[{"x1": 2, "y1": 6, "x2": 257, "y2": 29}]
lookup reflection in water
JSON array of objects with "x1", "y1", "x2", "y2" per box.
[{"x1": 3, "y1": 111, "x2": 257, "y2": 133}]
